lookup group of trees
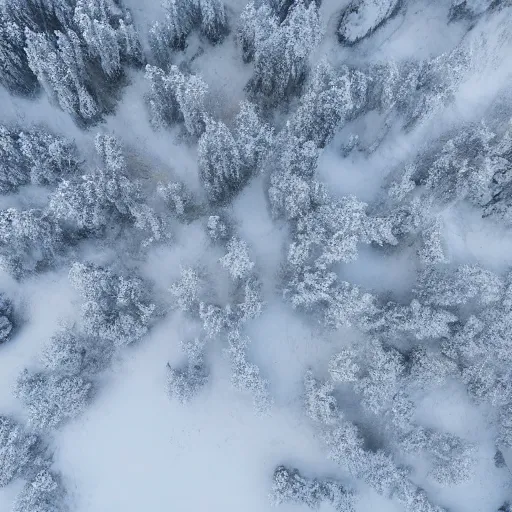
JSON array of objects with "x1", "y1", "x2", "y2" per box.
[
  {"x1": 0, "y1": 0, "x2": 143, "y2": 123},
  {"x1": 271, "y1": 465, "x2": 355, "y2": 512},
  {"x1": 304, "y1": 370, "x2": 447, "y2": 512},
  {"x1": 0, "y1": 0, "x2": 511, "y2": 511},
  {"x1": 240, "y1": 0, "x2": 321, "y2": 107},
  {"x1": 149, "y1": 0, "x2": 229, "y2": 67},
  {"x1": 166, "y1": 222, "x2": 270, "y2": 410},
  {"x1": 0, "y1": 416, "x2": 66, "y2": 512}
]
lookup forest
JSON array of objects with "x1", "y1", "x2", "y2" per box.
[{"x1": 0, "y1": 0, "x2": 511, "y2": 510}]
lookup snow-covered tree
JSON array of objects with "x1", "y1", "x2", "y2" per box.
[
  {"x1": 25, "y1": 28, "x2": 100, "y2": 123},
  {"x1": 0, "y1": 208, "x2": 62, "y2": 277},
  {"x1": 416, "y1": 265, "x2": 504, "y2": 308},
  {"x1": 234, "y1": 101, "x2": 274, "y2": 174},
  {"x1": 418, "y1": 219, "x2": 448, "y2": 265},
  {"x1": 157, "y1": 181, "x2": 195, "y2": 220},
  {"x1": 304, "y1": 369, "x2": 339, "y2": 425},
  {"x1": 73, "y1": 0, "x2": 143, "y2": 76},
  {"x1": 353, "y1": 339, "x2": 405, "y2": 415},
  {"x1": 41, "y1": 327, "x2": 113, "y2": 377},
  {"x1": 206, "y1": 214, "x2": 230, "y2": 243},
  {"x1": 235, "y1": 276, "x2": 264, "y2": 323},
  {"x1": 50, "y1": 134, "x2": 166, "y2": 244},
  {"x1": 145, "y1": 64, "x2": 207, "y2": 137},
  {"x1": 219, "y1": 237, "x2": 255, "y2": 280},
  {"x1": 15, "y1": 369, "x2": 93, "y2": 430},
  {"x1": 0, "y1": 126, "x2": 80, "y2": 193},
  {"x1": 169, "y1": 267, "x2": 204, "y2": 313},
  {"x1": 167, "y1": 337, "x2": 209, "y2": 403},
  {"x1": 198, "y1": 0, "x2": 228, "y2": 43},
  {"x1": 199, "y1": 302, "x2": 232, "y2": 338},
  {"x1": 0, "y1": 293, "x2": 14, "y2": 344},
  {"x1": 0, "y1": 10, "x2": 38, "y2": 95},
  {"x1": 69, "y1": 262, "x2": 156, "y2": 347},
  {"x1": 0, "y1": 416, "x2": 48, "y2": 487},
  {"x1": 13, "y1": 469, "x2": 66, "y2": 512},
  {"x1": 374, "y1": 299, "x2": 457, "y2": 341},
  {"x1": 225, "y1": 330, "x2": 272, "y2": 412},
  {"x1": 401, "y1": 428, "x2": 476, "y2": 486},
  {"x1": 328, "y1": 349, "x2": 360, "y2": 384},
  {"x1": 5, "y1": 0, "x2": 73, "y2": 34},
  {"x1": 150, "y1": 0, "x2": 199, "y2": 58},
  {"x1": 290, "y1": 61, "x2": 370, "y2": 147},
  {"x1": 271, "y1": 465, "x2": 355, "y2": 512},
  {"x1": 149, "y1": 0, "x2": 227, "y2": 65},
  {"x1": 337, "y1": 0, "x2": 402, "y2": 46},
  {"x1": 198, "y1": 118, "x2": 244, "y2": 203},
  {"x1": 237, "y1": 2, "x2": 277, "y2": 63},
  {"x1": 449, "y1": 0, "x2": 496, "y2": 20},
  {"x1": 246, "y1": 1, "x2": 322, "y2": 106}
]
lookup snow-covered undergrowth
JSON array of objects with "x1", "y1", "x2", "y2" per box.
[{"x1": 0, "y1": 0, "x2": 512, "y2": 511}]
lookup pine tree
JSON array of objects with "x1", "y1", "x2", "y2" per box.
[
  {"x1": 15, "y1": 369, "x2": 93, "y2": 430},
  {"x1": 74, "y1": 0, "x2": 122, "y2": 78},
  {"x1": 0, "y1": 9, "x2": 38, "y2": 95},
  {"x1": 271, "y1": 465, "x2": 355, "y2": 512},
  {"x1": 5, "y1": 0, "x2": 73, "y2": 34},
  {"x1": 41, "y1": 327, "x2": 113, "y2": 377},
  {"x1": 206, "y1": 214, "x2": 230, "y2": 242},
  {"x1": 145, "y1": 65, "x2": 207, "y2": 136},
  {"x1": 290, "y1": 61, "x2": 370, "y2": 147},
  {"x1": 337, "y1": 0, "x2": 402, "y2": 46},
  {"x1": 237, "y1": 2, "x2": 277, "y2": 63},
  {"x1": 198, "y1": 118, "x2": 244, "y2": 203},
  {"x1": 0, "y1": 208, "x2": 62, "y2": 277},
  {"x1": 234, "y1": 101, "x2": 274, "y2": 174},
  {"x1": 0, "y1": 293, "x2": 14, "y2": 344},
  {"x1": 304, "y1": 370, "x2": 339, "y2": 425},
  {"x1": 198, "y1": 0, "x2": 228, "y2": 43},
  {"x1": 0, "y1": 125, "x2": 80, "y2": 193},
  {"x1": 69, "y1": 262, "x2": 156, "y2": 346},
  {"x1": 246, "y1": 1, "x2": 321, "y2": 106},
  {"x1": 225, "y1": 330, "x2": 272, "y2": 412},
  {"x1": 449, "y1": 0, "x2": 496, "y2": 20},
  {"x1": 149, "y1": 0, "x2": 199, "y2": 61},
  {"x1": 167, "y1": 337, "x2": 209, "y2": 403},
  {"x1": 219, "y1": 237, "x2": 255, "y2": 280},
  {"x1": 0, "y1": 416, "x2": 48, "y2": 487},
  {"x1": 13, "y1": 469, "x2": 66, "y2": 512},
  {"x1": 169, "y1": 267, "x2": 203, "y2": 313},
  {"x1": 25, "y1": 28, "x2": 100, "y2": 123}
]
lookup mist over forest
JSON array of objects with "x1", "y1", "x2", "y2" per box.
[{"x1": 0, "y1": 0, "x2": 512, "y2": 511}]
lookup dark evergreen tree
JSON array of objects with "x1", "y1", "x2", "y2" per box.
[
  {"x1": 337, "y1": 0, "x2": 402, "y2": 46},
  {"x1": 0, "y1": 9, "x2": 39, "y2": 95},
  {"x1": 0, "y1": 293, "x2": 14, "y2": 344}
]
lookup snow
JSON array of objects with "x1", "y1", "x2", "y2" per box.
[{"x1": 51, "y1": 314, "x2": 337, "y2": 512}]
